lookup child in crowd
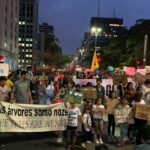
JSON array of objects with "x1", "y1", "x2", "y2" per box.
[
  {"x1": 51, "y1": 93, "x2": 62, "y2": 104},
  {"x1": 65, "y1": 102, "x2": 82, "y2": 150},
  {"x1": 106, "y1": 91, "x2": 119, "y2": 144},
  {"x1": 115, "y1": 96, "x2": 130, "y2": 147},
  {"x1": 92, "y1": 98, "x2": 105, "y2": 144},
  {"x1": 81, "y1": 105, "x2": 93, "y2": 148}
]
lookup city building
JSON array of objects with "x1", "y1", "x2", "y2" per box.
[
  {"x1": 90, "y1": 17, "x2": 125, "y2": 48},
  {"x1": 81, "y1": 17, "x2": 127, "y2": 65},
  {"x1": 18, "y1": 0, "x2": 39, "y2": 68},
  {"x1": 0, "y1": 0, "x2": 19, "y2": 70},
  {"x1": 38, "y1": 23, "x2": 54, "y2": 66}
]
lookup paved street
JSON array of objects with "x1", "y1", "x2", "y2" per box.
[{"x1": 0, "y1": 133, "x2": 135, "y2": 150}]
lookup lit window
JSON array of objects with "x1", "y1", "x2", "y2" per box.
[
  {"x1": 19, "y1": 21, "x2": 22, "y2": 25},
  {"x1": 18, "y1": 38, "x2": 21, "y2": 41},
  {"x1": 26, "y1": 44, "x2": 29, "y2": 47},
  {"x1": 22, "y1": 43, "x2": 25, "y2": 46}
]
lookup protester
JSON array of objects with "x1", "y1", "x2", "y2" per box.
[
  {"x1": 81, "y1": 105, "x2": 93, "y2": 148},
  {"x1": 92, "y1": 98, "x2": 105, "y2": 144},
  {"x1": 96, "y1": 79, "x2": 105, "y2": 100},
  {"x1": 0, "y1": 76, "x2": 9, "y2": 102},
  {"x1": 37, "y1": 80, "x2": 46, "y2": 104},
  {"x1": 133, "y1": 92, "x2": 147, "y2": 144},
  {"x1": 106, "y1": 91, "x2": 119, "y2": 144},
  {"x1": 45, "y1": 79, "x2": 54, "y2": 104},
  {"x1": 135, "y1": 124, "x2": 150, "y2": 150},
  {"x1": 116, "y1": 96, "x2": 129, "y2": 147},
  {"x1": 11, "y1": 70, "x2": 32, "y2": 104},
  {"x1": 65, "y1": 102, "x2": 82, "y2": 149}
]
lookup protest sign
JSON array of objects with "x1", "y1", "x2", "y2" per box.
[
  {"x1": 82, "y1": 87, "x2": 97, "y2": 99},
  {"x1": 113, "y1": 74, "x2": 128, "y2": 85},
  {"x1": 114, "y1": 106, "x2": 131, "y2": 124},
  {"x1": 145, "y1": 66, "x2": 150, "y2": 74},
  {"x1": 136, "y1": 69, "x2": 146, "y2": 75},
  {"x1": 144, "y1": 75, "x2": 150, "y2": 80},
  {"x1": 125, "y1": 67, "x2": 136, "y2": 76},
  {"x1": 64, "y1": 91, "x2": 83, "y2": 104},
  {"x1": 102, "y1": 79, "x2": 114, "y2": 97},
  {"x1": 0, "y1": 102, "x2": 68, "y2": 132},
  {"x1": 0, "y1": 64, "x2": 9, "y2": 76},
  {"x1": 106, "y1": 100, "x2": 119, "y2": 114},
  {"x1": 74, "y1": 79, "x2": 96, "y2": 86},
  {"x1": 135, "y1": 104, "x2": 150, "y2": 121}
]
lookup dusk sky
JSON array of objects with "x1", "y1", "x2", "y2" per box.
[{"x1": 39, "y1": 0, "x2": 150, "y2": 55}]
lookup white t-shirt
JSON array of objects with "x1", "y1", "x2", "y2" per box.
[
  {"x1": 92, "y1": 104, "x2": 105, "y2": 119},
  {"x1": 82, "y1": 113, "x2": 92, "y2": 131},
  {"x1": 67, "y1": 107, "x2": 81, "y2": 127}
]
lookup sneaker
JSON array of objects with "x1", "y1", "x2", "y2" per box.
[
  {"x1": 95, "y1": 139, "x2": 99, "y2": 144},
  {"x1": 99, "y1": 138, "x2": 103, "y2": 144}
]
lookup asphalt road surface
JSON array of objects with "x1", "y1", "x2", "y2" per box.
[{"x1": 0, "y1": 133, "x2": 135, "y2": 150}]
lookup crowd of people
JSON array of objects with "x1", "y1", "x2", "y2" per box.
[{"x1": 0, "y1": 70, "x2": 150, "y2": 150}]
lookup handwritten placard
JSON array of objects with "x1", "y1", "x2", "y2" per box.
[{"x1": 135, "y1": 104, "x2": 150, "y2": 121}]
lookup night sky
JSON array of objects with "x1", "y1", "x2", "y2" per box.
[{"x1": 39, "y1": 0, "x2": 150, "y2": 55}]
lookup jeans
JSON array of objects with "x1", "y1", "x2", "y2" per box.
[{"x1": 119, "y1": 123, "x2": 127, "y2": 141}]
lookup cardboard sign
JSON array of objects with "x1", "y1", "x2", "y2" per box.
[
  {"x1": 114, "y1": 106, "x2": 131, "y2": 124},
  {"x1": 144, "y1": 75, "x2": 150, "y2": 80},
  {"x1": 125, "y1": 67, "x2": 136, "y2": 76},
  {"x1": 145, "y1": 66, "x2": 150, "y2": 74},
  {"x1": 113, "y1": 74, "x2": 128, "y2": 85},
  {"x1": 106, "y1": 99, "x2": 119, "y2": 114},
  {"x1": 82, "y1": 87, "x2": 97, "y2": 99},
  {"x1": 135, "y1": 104, "x2": 150, "y2": 121},
  {"x1": 0, "y1": 64, "x2": 9, "y2": 76},
  {"x1": 136, "y1": 69, "x2": 146, "y2": 75}
]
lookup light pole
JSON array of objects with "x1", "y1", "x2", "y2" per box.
[
  {"x1": 79, "y1": 48, "x2": 85, "y2": 66},
  {"x1": 91, "y1": 27, "x2": 102, "y2": 51}
]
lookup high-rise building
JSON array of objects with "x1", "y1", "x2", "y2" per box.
[
  {"x1": 18, "y1": 0, "x2": 39, "y2": 68},
  {"x1": 90, "y1": 17, "x2": 125, "y2": 48},
  {"x1": 0, "y1": 0, "x2": 19, "y2": 70},
  {"x1": 38, "y1": 23, "x2": 54, "y2": 66}
]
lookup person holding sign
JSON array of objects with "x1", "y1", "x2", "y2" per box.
[
  {"x1": 115, "y1": 97, "x2": 130, "y2": 147},
  {"x1": 92, "y1": 98, "x2": 105, "y2": 144},
  {"x1": 106, "y1": 91, "x2": 119, "y2": 144}
]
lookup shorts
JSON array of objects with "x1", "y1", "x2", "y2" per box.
[
  {"x1": 67, "y1": 125, "x2": 78, "y2": 136},
  {"x1": 93, "y1": 118, "x2": 103, "y2": 125}
]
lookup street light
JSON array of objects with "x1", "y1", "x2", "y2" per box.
[{"x1": 91, "y1": 27, "x2": 102, "y2": 51}]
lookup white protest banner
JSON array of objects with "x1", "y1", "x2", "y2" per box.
[
  {"x1": 0, "y1": 102, "x2": 68, "y2": 132},
  {"x1": 102, "y1": 79, "x2": 113, "y2": 97},
  {"x1": 0, "y1": 64, "x2": 9, "y2": 76},
  {"x1": 114, "y1": 106, "x2": 131, "y2": 124},
  {"x1": 74, "y1": 79, "x2": 96, "y2": 86}
]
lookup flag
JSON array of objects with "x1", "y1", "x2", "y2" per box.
[{"x1": 91, "y1": 51, "x2": 99, "y2": 71}]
